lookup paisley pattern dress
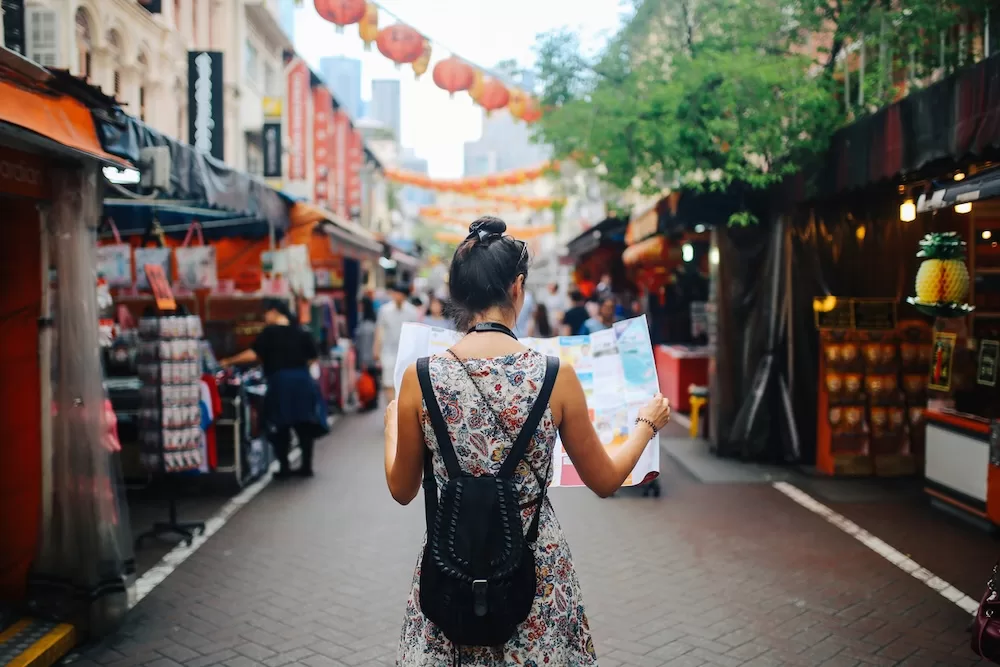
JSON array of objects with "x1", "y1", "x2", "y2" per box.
[{"x1": 398, "y1": 350, "x2": 598, "y2": 667}]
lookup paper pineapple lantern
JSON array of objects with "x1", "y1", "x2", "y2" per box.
[{"x1": 906, "y1": 231, "x2": 974, "y2": 317}]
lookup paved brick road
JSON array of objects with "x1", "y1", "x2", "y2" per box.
[{"x1": 71, "y1": 412, "x2": 987, "y2": 667}]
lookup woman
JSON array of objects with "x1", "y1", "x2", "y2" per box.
[
  {"x1": 531, "y1": 301, "x2": 553, "y2": 337},
  {"x1": 384, "y1": 217, "x2": 671, "y2": 665},
  {"x1": 220, "y1": 299, "x2": 327, "y2": 479},
  {"x1": 422, "y1": 294, "x2": 453, "y2": 330}
]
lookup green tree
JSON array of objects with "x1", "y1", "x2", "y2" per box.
[{"x1": 533, "y1": 0, "x2": 993, "y2": 224}]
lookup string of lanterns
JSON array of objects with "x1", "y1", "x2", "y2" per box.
[
  {"x1": 383, "y1": 160, "x2": 561, "y2": 194},
  {"x1": 312, "y1": 0, "x2": 545, "y2": 121}
]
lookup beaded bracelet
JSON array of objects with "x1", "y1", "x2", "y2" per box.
[{"x1": 634, "y1": 417, "x2": 658, "y2": 435}]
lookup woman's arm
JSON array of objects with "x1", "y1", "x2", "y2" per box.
[
  {"x1": 220, "y1": 349, "x2": 258, "y2": 368},
  {"x1": 551, "y1": 365, "x2": 670, "y2": 497},
  {"x1": 384, "y1": 362, "x2": 425, "y2": 505}
]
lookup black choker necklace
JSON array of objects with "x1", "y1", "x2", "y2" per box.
[{"x1": 468, "y1": 321, "x2": 518, "y2": 340}]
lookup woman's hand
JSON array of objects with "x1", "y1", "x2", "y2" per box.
[
  {"x1": 638, "y1": 393, "x2": 672, "y2": 431},
  {"x1": 384, "y1": 399, "x2": 398, "y2": 445}
]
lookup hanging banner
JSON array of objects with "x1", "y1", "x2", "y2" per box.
[
  {"x1": 333, "y1": 109, "x2": 349, "y2": 219},
  {"x1": 347, "y1": 128, "x2": 363, "y2": 221},
  {"x1": 286, "y1": 58, "x2": 310, "y2": 181},
  {"x1": 97, "y1": 245, "x2": 132, "y2": 287},
  {"x1": 312, "y1": 85, "x2": 334, "y2": 209},
  {"x1": 188, "y1": 51, "x2": 224, "y2": 160},
  {"x1": 263, "y1": 121, "x2": 282, "y2": 179}
]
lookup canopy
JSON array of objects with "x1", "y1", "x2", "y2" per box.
[
  {"x1": 289, "y1": 201, "x2": 381, "y2": 258},
  {"x1": 917, "y1": 166, "x2": 1000, "y2": 212},
  {"x1": 0, "y1": 59, "x2": 128, "y2": 168},
  {"x1": 564, "y1": 217, "x2": 628, "y2": 261},
  {"x1": 103, "y1": 199, "x2": 278, "y2": 240},
  {"x1": 93, "y1": 110, "x2": 290, "y2": 233}
]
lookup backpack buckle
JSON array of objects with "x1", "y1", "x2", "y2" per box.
[{"x1": 472, "y1": 579, "x2": 488, "y2": 617}]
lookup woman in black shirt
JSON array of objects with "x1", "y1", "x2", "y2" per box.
[{"x1": 221, "y1": 299, "x2": 328, "y2": 478}]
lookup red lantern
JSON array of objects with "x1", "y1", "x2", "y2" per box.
[
  {"x1": 376, "y1": 24, "x2": 425, "y2": 67},
  {"x1": 521, "y1": 97, "x2": 543, "y2": 124},
  {"x1": 314, "y1": 0, "x2": 367, "y2": 32},
  {"x1": 477, "y1": 78, "x2": 510, "y2": 115},
  {"x1": 432, "y1": 57, "x2": 475, "y2": 98}
]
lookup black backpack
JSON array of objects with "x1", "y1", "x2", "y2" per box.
[{"x1": 415, "y1": 354, "x2": 560, "y2": 648}]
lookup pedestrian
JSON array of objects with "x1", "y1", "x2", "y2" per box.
[
  {"x1": 531, "y1": 301, "x2": 553, "y2": 337},
  {"x1": 219, "y1": 298, "x2": 328, "y2": 479},
  {"x1": 374, "y1": 283, "x2": 419, "y2": 402},
  {"x1": 354, "y1": 296, "x2": 379, "y2": 411},
  {"x1": 561, "y1": 290, "x2": 589, "y2": 336},
  {"x1": 422, "y1": 294, "x2": 453, "y2": 330},
  {"x1": 582, "y1": 297, "x2": 619, "y2": 334},
  {"x1": 383, "y1": 216, "x2": 672, "y2": 666}
]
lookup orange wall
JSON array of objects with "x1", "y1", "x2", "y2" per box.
[{"x1": 0, "y1": 197, "x2": 42, "y2": 601}]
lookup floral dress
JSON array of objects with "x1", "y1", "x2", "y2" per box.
[{"x1": 398, "y1": 350, "x2": 599, "y2": 667}]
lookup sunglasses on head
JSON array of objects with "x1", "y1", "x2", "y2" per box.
[{"x1": 468, "y1": 229, "x2": 528, "y2": 265}]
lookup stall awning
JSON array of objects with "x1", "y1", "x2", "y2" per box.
[
  {"x1": 391, "y1": 248, "x2": 421, "y2": 272},
  {"x1": 102, "y1": 199, "x2": 277, "y2": 240},
  {"x1": 289, "y1": 202, "x2": 382, "y2": 257},
  {"x1": 93, "y1": 110, "x2": 290, "y2": 233},
  {"x1": 0, "y1": 59, "x2": 129, "y2": 168},
  {"x1": 917, "y1": 166, "x2": 1000, "y2": 212},
  {"x1": 623, "y1": 235, "x2": 680, "y2": 268},
  {"x1": 565, "y1": 217, "x2": 628, "y2": 260}
]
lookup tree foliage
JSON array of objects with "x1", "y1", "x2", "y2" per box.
[{"x1": 532, "y1": 0, "x2": 994, "y2": 224}]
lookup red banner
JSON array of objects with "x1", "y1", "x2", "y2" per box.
[
  {"x1": 286, "y1": 59, "x2": 309, "y2": 181},
  {"x1": 347, "y1": 128, "x2": 363, "y2": 219},
  {"x1": 333, "y1": 109, "x2": 349, "y2": 218},
  {"x1": 312, "y1": 86, "x2": 333, "y2": 208}
]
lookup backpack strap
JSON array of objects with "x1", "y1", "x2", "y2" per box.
[
  {"x1": 498, "y1": 355, "x2": 560, "y2": 479},
  {"x1": 417, "y1": 357, "x2": 464, "y2": 480}
]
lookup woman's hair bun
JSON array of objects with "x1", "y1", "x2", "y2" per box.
[{"x1": 469, "y1": 216, "x2": 506, "y2": 236}]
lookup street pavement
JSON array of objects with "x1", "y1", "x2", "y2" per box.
[{"x1": 68, "y1": 411, "x2": 989, "y2": 667}]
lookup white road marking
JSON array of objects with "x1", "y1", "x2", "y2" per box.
[{"x1": 773, "y1": 481, "x2": 980, "y2": 615}]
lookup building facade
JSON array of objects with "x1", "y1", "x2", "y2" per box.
[
  {"x1": 319, "y1": 55, "x2": 361, "y2": 120},
  {"x1": 369, "y1": 78, "x2": 400, "y2": 141},
  {"x1": 463, "y1": 107, "x2": 550, "y2": 177}
]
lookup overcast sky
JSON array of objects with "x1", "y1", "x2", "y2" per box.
[{"x1": 293, "y1": 0, "x2": 627, "y2": 178}]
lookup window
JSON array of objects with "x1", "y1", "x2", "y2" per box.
[
  {"x1": 246, "y1": 140, "x2": 262, "y2": 175},
  {"x1": 139, "y1": 86, "x2": 146, "y2": 120},
  {"x1": 264, "y1": 62, "x2": 276, "y2": 96},
  {"x1": 75, "y1": 8, "x2": 92, "y2": 79},
  {"x1": 25, "y1": 8, "x2": 59, "y2": 67},
  {"x1": 114, "y1": 71, "x2": 121, "y2": 96},
  {"x1": 107, "y1": 30, "x2": 121, "y2": 98},
  {"x1": 244, "y1": 40, "x2": 258, "y2": 83}
]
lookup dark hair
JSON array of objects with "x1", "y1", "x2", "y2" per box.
[
  {"x1": 570, "y1": 290, "x2": 585, "y2": 303},
  {"x1": 262, "y1": 298, "x2": 298, "y2": 324},
  {"x1": 360, "y1": 296, "x2": 376, "y2": 322},
  {"x1": 448, "y1": 216, "x2": 529, "y2": 330}
]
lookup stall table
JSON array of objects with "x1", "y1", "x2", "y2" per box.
[{"x1": 653, "y1": 344, "x2": 711, "y2": 414}]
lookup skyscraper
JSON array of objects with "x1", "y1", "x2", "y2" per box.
[
  {"x1": 370, "y1": 79, "x2": 401, "y2": 141},
  {"x1": 319, "y1": 57, "x2": 362, "y2": 120}
]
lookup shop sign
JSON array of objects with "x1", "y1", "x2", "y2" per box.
[
  {"x1": 262, "y1": 121, "x2": 282, "y2": 179},
  {"x1": 812, "y1": 297, "x2": 897, "y2": 331},
  {"x1": 333, "y1": 110, "x2": 349, "y2": 218},
  {"x1": 188, "y1": 51, "x2": 224, "y2": 160},
  {"x1": 0, "y1": 146, "x2": 46, "y2": 199},
  {"x1": 286, "y1": 59, "x2": 310, "y2": 181},
  {"x1": 978, "y1": 339, "x2": 999, "y2": 387},
  {"x1": 347, "y1": 129, "x2": 363, "y2": 220},
  {"x1": 262, "y1": 97, "x2": 282, "y2": 120},
  {"x1": 626, "y1": 206, "x2": 658, "y2": 245},
  {"x1": 312, "y1": 86, "x2": 334, "y2": 209},
  {"x1": 928, "y1": 330, "x2": 957, "y2": 392},
  {"x1": 144, "y1": 263, "x2": 176, "y2": 312},
  {"x1": 2, "y1": 1, "x2": 25, "y2": 55}
]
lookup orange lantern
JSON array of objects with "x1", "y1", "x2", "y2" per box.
[
  {"x1": 521, "y1": 97, "x2": 543, "y2": 124},
  {"x1": 376, "y1": 24, "x2": 425, "y2": 67},
  {"x1": 314, "y1": 0, "x2": 367, "y2": 32},
  {"x1": 432, "y1": 57, "x2": 475, "y2": 98},
  {"x1": 508, "y1": 89, "x2": 527, "y2": 120},
  {"x1": 477, "y1": 78, "x2": 510, "y2": 115},
  {"x1": 412, "y1": 40, "x2": 432, "y2": 79},
  {"x1": 358, "y1": 3, "x2": 378, "y2": 50},
  {"x1": 468, "y1": 69, "x2": 484, "y2": 102}
]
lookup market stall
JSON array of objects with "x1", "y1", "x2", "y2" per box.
[
  {"x1": 0, "y1": 52, "x2": 135, "y2": 633},
  {"x1": 563, "y1": 216, "x2": 630, "y2": 299}
]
